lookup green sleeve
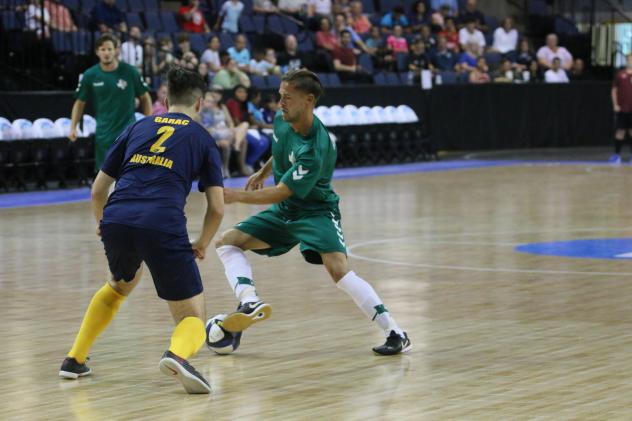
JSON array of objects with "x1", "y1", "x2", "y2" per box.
[
  {"x1": 74, "y1": 72, "x2": 91, "y2": 101},
  {"x1": 280, "y1": 147, "x2": 321, "y2": 199},
  {"x1": 131, "y1": 66, "x2": 149, "y2": 97}
]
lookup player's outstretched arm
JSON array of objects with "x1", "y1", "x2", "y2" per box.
[
  {"x1": 139, "y1": 92, "x2": 152, "y2": 116},
  {"x1": 224, "y1": 182, "x2": 292, "y2": 205},
  {"x1": 69, "y1": 99, "x2": 86, "y2": 142},
  {"x1": 91, "y1": 171, "x2": 115, "y2": 235},
  {"x1": 192, "y1": 186, "x2": 225, "y2": 260}
]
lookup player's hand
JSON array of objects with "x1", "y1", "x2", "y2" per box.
[
  {"x1": 191, "y1": 239, "x2": 207, "y2": 260},
  {"x1": 245, "y1": 171, "x2": 265, "y2": 191},
  {"x1": 223, "y1": 188, "x2": 241, "y2": 204},
  {"x1": 614, "y1": 104, "x2": 621, "y2": 112},
  {"x1": 68, "y1": 127, "x2": 78, "y2": 142}
]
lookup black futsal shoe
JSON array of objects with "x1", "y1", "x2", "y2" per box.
[
  {"x1": 373, "y1": 331, "x2": 412, "y2": 356},
  {"x1": 221, "y1": 300, "x2": 272, "y2": 333},
  {"x1": 59, "y1": 357, "x2": 92, "y2": 379},
  {"x1": 159, "y1": 350, "x2": 211, "y2": 394}
]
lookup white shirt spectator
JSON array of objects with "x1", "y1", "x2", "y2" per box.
[
  {"x1": 308, "y1": 0, "x2": 331, "y2": 15},
  {"x1": 201, "y1": 49, "x2": 220, "y2": 69},
  {"x1": 26, "y1": 4, "x2": 50, "y2": 35},
  {"x1": 120, "y1": 41, "x2": 143, "y2": 68},
  {"x1": 537, "y1": 45, "x2": 573, "y2": 69},
  {"x1": 458, "y1": 27, "x2": 485, "y2": 49},
  {"x1": 492, "y1": 27, "x2": 518, "y2": 54},
  {"x1": 278, "y1": 0, "x2": 307, "y2": 13},
  {"x1": 219, "y1": 0, "x2": 244, "y2": 34},
  {"x1": 249, "y1": 58, "x2": 275, "y2": 75},
  {"x1": 544, "y1": 68, "x2": 569, "y2": 83}
]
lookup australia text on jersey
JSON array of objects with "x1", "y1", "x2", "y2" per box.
[{"x1": 127, "y1": 116, "x2": 190, "y2": 170}]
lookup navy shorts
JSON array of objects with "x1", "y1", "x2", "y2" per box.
[{"x1": 100, "y1": 223, "x2": 203, "y2": 301}]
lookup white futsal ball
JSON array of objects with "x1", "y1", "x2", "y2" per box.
[{"x1": 205, "y1": 314, "x2": 241, "y2": 355}]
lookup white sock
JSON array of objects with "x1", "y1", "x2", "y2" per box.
[
  {"x1": 337, "y1": 271, "x2": 403, "y2": 337},
  {"x1": 216, "y1": 245, "x2": 260, "y2": 303}
]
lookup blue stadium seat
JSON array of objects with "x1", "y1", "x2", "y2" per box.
[
  {"x1": 327, "y1": 73, "x2": 341, "y2": 87},
  {"x1": 1, "y1": 11, "x2": 20, "y2": 31},
  {"x1": 81, "y1": 0, "x2": 96, "y2": 14},
  {"x1": 280, "y1": 15, "x2": 299, "y2": 35},
  {"x1": 554, "y1": 16, "x2": 578, "y2": 35},
  {"x1": 385, "y1": 72, "x2": 400, "y2": 85},
  {"x1": 242, "y1": 0, "x2": 253, "y2": 13},
  {"x1": 486, "y1": 15, "x2": 499, "y2": 30},
  {"x1": 395, "y1": 52, "x2": 407, "y2": 72},
  {"x1": 189, "y1": 33, "x2": 206, "y2": 54},
  {"x1": 72, "y1": 30, "x2": 92, "y2": 55},
  {"x1": 266, "y1": 75, "x2": 281, "y2": 88},
  {"x1": 239, "y1": 15, "x2": 255, "y2": 33},
  {"x1": 160, "y1": 11, "x2": 179, "y2": 33},
  {"x1": 250, "y1": 75, "x2": 265, "y2": 88},
  {"x1": 298, "y1": 36, "x2": 314, "y2": 52},
  {"x1": 143, "y1": 0, "x2": 159, "y2": 11},
  {"x1": 252, "y1": 15, "x2": 265, "y2": 33},
  {"x1": 51, "y1": 31, "x2": 72, "y2": 53},
  {"x1": 127, "y1": 0, "x2": 144, "y2": 12},
  {"x1": 144, "y1": 11, "x2": 163, "y2": 31},
  {"x1": 361, "y1": 0, "x2": 374, "y2": 13},
  {"x1": 528, "y1": 0, "x2": 547, "y2": 15},
  {"x1": 358, "y1": 53, "x2": 373, "y2": 74},
  {"x1": 60, "y1": 0, "x2": 80, "y2": 10},
  {"x1": 266, "y1": 15, "x2": 284, "y2": 34},
  {"x1": 373, "y1": 72, "x2": 386, "y2": 85},
  {"x1": 116, "y1": 0, "x2": 128, "y2": 12},
  {"x1": 378, "y1": 0, "x2": 397, "y2": 14},
  {"x1": 219, "y1": 32, "x2": 233, "y2": 48},
  {"x1": 484, "y1": 51, "x2": 501, "y2": 69},
  {"x1": 439, "y1": 71, "x2": 458, "y2": 84},
  {"x1": 126, "y1": 12, "x2": 144, "y2": 30}
]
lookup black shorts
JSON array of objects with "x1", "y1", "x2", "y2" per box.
[
  {"x1": 100, "y1": 223, "x2": 203, "y2": 301},
  {"x1": 616, "y1": 112, "x2": 632, "y2": 130}
]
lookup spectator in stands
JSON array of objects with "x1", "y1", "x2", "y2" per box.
[
  {"x1": 216, "y1": 0, "x2": 244, "y2": 34},
  {"x1": 26, "y1": 0, "x2": 50, "y2": 39},
  {"x1": 198, "y1": 62, "x2": 211, "y2": 87},
  {"x1": 200, "y1": 35, "x2": 222, "y2": 75},
  {"x1": 514, "y1": 38, "x2": 537, "y2": 80},
  {"x1": 178, "y1": 0, "x2": 210, "y2": 33},
  {"x1": 457, "y1": 41, "x2": 480, "y2": 73},
  {"x1": 120, "y1": 26, "x2": 143, "y2": 71},
  {"x1": 225, "y1": 84, "x2": 255, "y2": 175},
  {"x1": 228, "y1": 34, "x2": 251, "y2": 73},
  {"x1": 409, "y1": 1, "x2": 428, "y2": 33},
  {"x1": 544, "y1": 57, "x2": 569, "y2": 83},
  {"x1": 152, "y1": 83, "x2": 168, "y2": 115},
  {"x1": 407, "y1": 38, "x2": 432, "y2": 84},
  {"x1": 348, "y1": 1, "x2": 371, "y2": 35},
  {"x1": 387, "y1": 24, "x2": 409, "y2": 54},
  {"x1": 366, "y1": 26, "x2": 395, "y2": 71},
  {"x1": 431, "y1": 35, "x2": 458, "y2": 72},
  {"x1": 250, "y1": 48, "x2": 281, "y2": 76},
  {"x1": 610, "y1": 54, "x2": 632, "y2": 164},
  {"x1": 175, "y1": 33, "x2": 199, "y2": 70},
  {"x1": 332, "y1": 0, "x2": 351, "y2": 15},
  {"x1": 380, "y1": 6, "x2": 409, "y2": 34},
  {"x1": 430, "y1": 0, "x2": 458, "y2": 16},
  {"x1": 261, "y1": 93, "x2": 279, "y2": 124},
  {"x1": 278, "y1": 34, "x2": 310, "y2": 73},
  {"x1": 199, "y1": 89, "x2": 249, "y2": 178},
  {"x1": 419, "y1": 24, "x2": 437, "y2": 52},
  {"x1": 156, "y1": 36, "x2": 176, "y2": 75},
  {"x1": 333, "y1": 12, "x2": 371, "y2": 54},
  {"x1": 438, "y1": 17, "x2": 458, "y2": 51},
  {"x1": 469, "y1": 56, "x2": 490, "y2": 83},
  {"x1": 212, "y1": 54, "x2": 251, "y2": 89},
  {"x1": 308, "y1": 0, "x2": 332, "y2": 19},
  {"x1": 491, "y1": 17, "x2": 517, "y2": 57},
  {"x1": 430, "y1": 5, "x2": 453, "y2": 32},
  {"x1": 278, "y1": 0, "x2": 308, "y2": 18},
  {"x1": 458, "y1": 18, "x2": 485, "y2": 51},
  {"x1": 142, "y1": 36, "x2": 159, "y2": 86},
  {"x1": 253, "y1": 0, "x2": 279, "y2": 14},
  {"x1": 332, "y1": 30, "x2": 373, "y2": 84},
  {"x1": 459, "y1": 0, "x2": 486, "y2": 32},
  {"x1": 492, "y1": 58, "x2": 515, "y2": 83},
  {"x1": 316, "y1": 17, "x2": 339, "y2": 51},
  {"x1": 92, "y1": 0, "x2": 127, "y2": 33},
  {"x1": 45, "y1": 0, "x2": 77, "y2": 33},
  {"x1": 569, "y1": 58, "x2": 588, "y2": 81},
  {"x1": 537, "y1": 33, "x2": 572, "y2": 71}
]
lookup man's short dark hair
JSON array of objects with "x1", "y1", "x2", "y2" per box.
[
  {"x1": 340, "y1": 29, "x2": 351, "y2": 38},
  {"x1": 166, "y1": 66, "x2": 206, "y2": 106},
  {"x1": 96, "y1": 33, "x2": 119, "y2": 49},
  {"x1": 176, "y1": 33, "x2": 190, "y2": 44},
  {"x1": 281, "y1": 69, "x2": 324, "y2": 102}
]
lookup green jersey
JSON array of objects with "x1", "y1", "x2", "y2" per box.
[
  {"x1": 75, "y1": 62, "x2": 148, "y2": 145},
  {"x1": 272, "y1": 112, "x2": 339, "y2": 216}
]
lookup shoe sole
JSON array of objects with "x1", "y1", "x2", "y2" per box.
[
  {"x1": 59, "y1": 369, "x2": 92, "y2": 379},
  {"x1": 372, "y1": 341, "x2": 413, "y2": 356},
  {"x1": 158, "y1": 357, "x2": 211, "y2": 394},
  {"x1": 221, "y1": 303, "x2": 272, "y2": 333}
]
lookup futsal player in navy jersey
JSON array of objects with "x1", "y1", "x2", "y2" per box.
[{"x1": 60, "y1": 67, "x2": 224, "y2": 394}]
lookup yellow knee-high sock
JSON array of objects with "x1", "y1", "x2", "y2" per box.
[
  {"x1": 168, "y1": 317, "x2": 205, "y2": 360},
  {"x1": 68, "y1": 283, "x2": 126, "y2": 363}
]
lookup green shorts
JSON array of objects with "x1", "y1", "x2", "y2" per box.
[
  {"x1": 95, "y1": 138, "x2": 114, "y2": 171},
  {"x1": 235, "y1": 205, "x2": 347, "y2": 265}
]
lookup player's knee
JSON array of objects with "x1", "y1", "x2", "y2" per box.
[
  {"x1": 326, "y1": 263, "x2": 349, "y2": 282},
  {"x1": 215, "y1": 229, "x2": 241, "y2": 249}
]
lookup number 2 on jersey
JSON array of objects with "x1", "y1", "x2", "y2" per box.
[{"x1": 150, "y1": 126, "x2": 175, "y2": 153}]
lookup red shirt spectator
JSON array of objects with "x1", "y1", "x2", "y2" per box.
[
  {"x1": 316, "y1": 17, "x2": 339, "y2": 51},
  {"x1": 613, "y1": 68, "x2": 632, "y2": 113},
  {"x1": 45, "y1": 0, "x2": 77, "y2": 32},
  {"x1": 179, "y1": 0, "x2": 209, "y2": 33}
]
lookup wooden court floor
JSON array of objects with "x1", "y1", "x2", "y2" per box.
[{"x1": 2, "y1": 164, "x2": 632, "y2": 420}]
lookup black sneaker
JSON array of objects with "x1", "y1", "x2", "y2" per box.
[
  {"x1": 221, "y1": 300, "x2": 272, "y2": 333},
  {"x1": 158, "y1": 350, "x2": 211, "y2": 394},
  {"x1": 59, "y1": 357, "x2": 92, "y2": 379},
  {"x1": 373, "y1": 331, "x2": 412, "y2": 356}
]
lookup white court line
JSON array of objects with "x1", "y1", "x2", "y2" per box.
[{"x1": 347, "y1": 228, "x2": 632, "y2": 277}]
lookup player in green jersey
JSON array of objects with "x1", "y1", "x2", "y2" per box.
[
  {"x1": 216, "y1": 69, "x2": 411, "y2": 355},
  {"x1": 69, "y1": 33, "x2": 152, "y2": 172}
]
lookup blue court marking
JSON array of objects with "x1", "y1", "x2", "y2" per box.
[
  {"x1": 516, "y1": 238, "x2": 632, "y2": 260},
  {"x1": 0, "y1": 159, "x2": 612, "y2": 209}
]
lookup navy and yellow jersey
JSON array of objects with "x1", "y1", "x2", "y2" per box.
[{"x1": 101, "y1": 112, "x2": 223, "y2": 236}]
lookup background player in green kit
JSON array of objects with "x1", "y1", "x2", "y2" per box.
[
  {"x1": 216, "y1": 69, "x2": 411, "y2": 355},
  {"x1": 68, "y1": 33, "x2": 152, "y2": 171}
]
